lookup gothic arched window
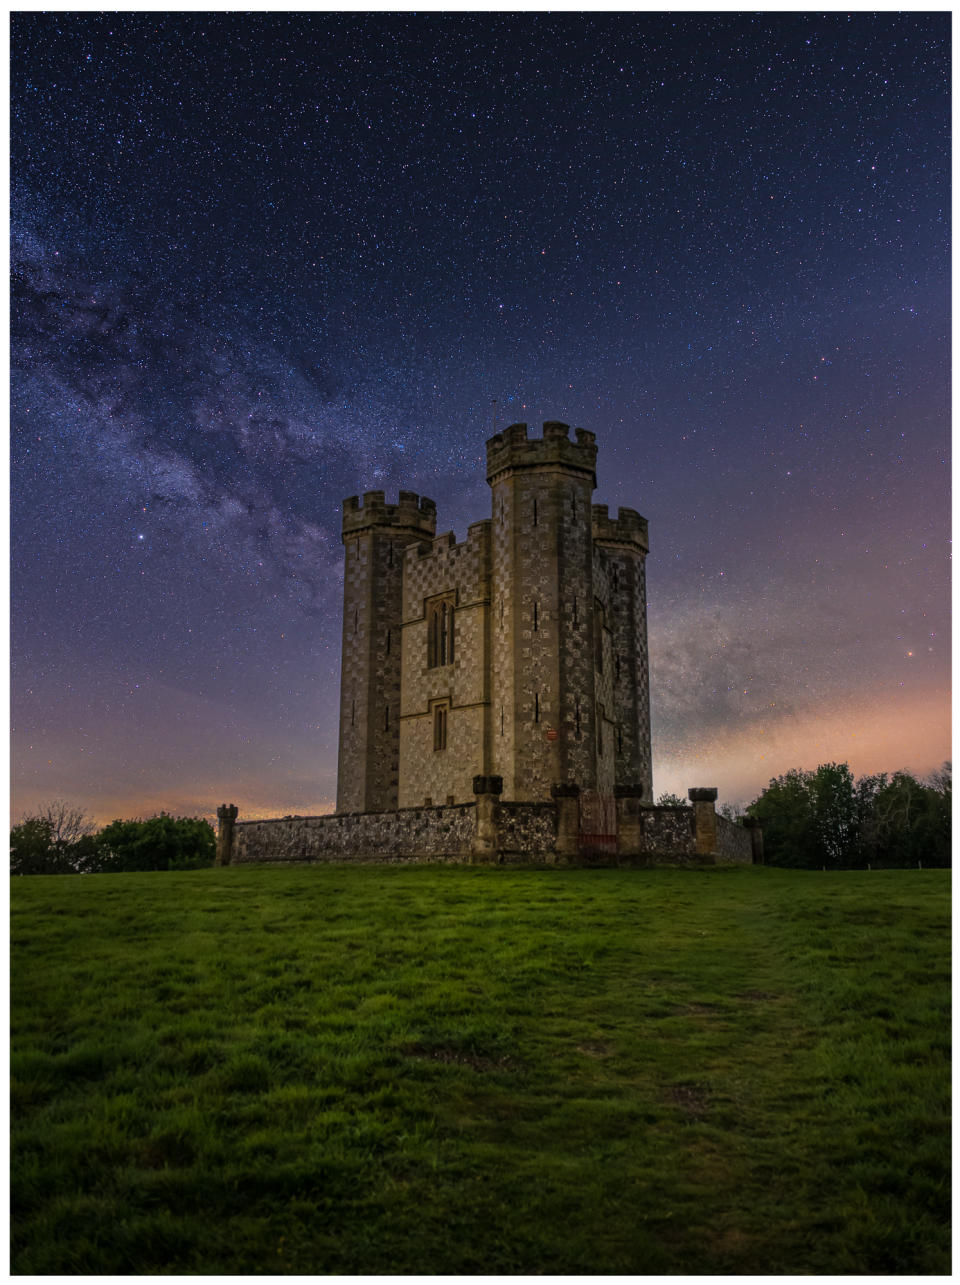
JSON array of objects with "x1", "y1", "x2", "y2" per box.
[{"x1": 427, "y1": 595, "x2": 456, "y2": 668}]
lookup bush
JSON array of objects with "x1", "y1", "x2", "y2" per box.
[
  {"x1": 93, "y1": 815, "x2": 215, "y2": 872},
  {"x1": 10, "y1": 810, "x2": 215, "y2": 875}
]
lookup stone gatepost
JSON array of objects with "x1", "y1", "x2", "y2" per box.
[
  {"x1": 472, "y1": 775, "x2": 503, "y2": 863},
  {"x1": 551, "y1": 783, "x2": 581, "y2": 862},
  {"x1": 743, "y1": 816, "x2": 764, "y2": 865},
  {"x1": 688, "y1": 788, "x2": 719, "y2": 860},
  {"x1": 216, "y1": 804, "x2": 238, "y2": 866},
  {"x1": 615, "y1": 784, "x2": 646, "y2": 859}
]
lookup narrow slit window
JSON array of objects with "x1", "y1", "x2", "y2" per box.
[
  {"x1": 433, "y1": 704, "x2": 448, "y2": 751},
  {"x1": 351, "y1": 698, "x2": 355, "y2": 727},
  {"x1": 442, "y1": 602, "x2": 452, "y2": 664},
  {"x1": 533, "y1": 601, "x2": 539, "y2": 631},
  {"x1": 388, "y1": 543, "x2": 394, "y2": 568},
  {"x1": 533, "y1": 498, "x2": 538, "y2": 527},
  {"x1": 384, "y1": 705, "x2": 390, "y2": 731},
  {"x1": 617, "y1": 725, "x2": 623, "y2": 754},
  {"x1": 535, "y1": 692, "x2": 540, "y2": 723},
  {"x1": 386, "y1": 628, "x2": 391, "y2": 656},
  {"x1": 500, "y1": 705, "x2": 504, "y2": 736}
]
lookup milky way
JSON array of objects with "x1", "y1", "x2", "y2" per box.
[{"x1": 11, "y1": 11, "x2": 950, "y2": 821}]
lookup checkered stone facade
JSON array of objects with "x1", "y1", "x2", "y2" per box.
[
  {"x1": 397, "y1": 522, "x2": 492, "y2": 807},
  {"x1": 337, "y1": 422, "x2": 653, "y2": 811}
]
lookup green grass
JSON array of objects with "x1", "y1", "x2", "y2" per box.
[{"x1": 10, "y1": 864, "x2": 950, "y2": 1274}]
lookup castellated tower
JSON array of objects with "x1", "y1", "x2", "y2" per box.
[
  {"x1": 335, "y1": 423, "x2": 652, "y2": 812},
  {"x1": 488, "y1": 421, "x2": 602, "y2": 800},
  {"x1": 592, "y1": 504, "x2": 652, "y2": 797},
  {"x1": 337, "y1": 490, "x2": 437, "y2": 813}
]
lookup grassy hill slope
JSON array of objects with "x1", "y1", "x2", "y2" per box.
[{"x1": 10, "y1": 864, "x2": 951, "y2": 1273}]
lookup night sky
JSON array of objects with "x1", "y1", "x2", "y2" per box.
[{"x1": 11, "y1": 11, "x2": 950, "y2": 825}]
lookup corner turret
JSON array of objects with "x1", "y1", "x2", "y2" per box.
[
  {"x1": 592, "y1": 504, "x2": 650, "y2": 554},
  {"x1": 342, "y1": 490, "x2": 437, "y2": 541},
  {"x1": 337, "y1": 488, "x2": 437, "y2": 815}
]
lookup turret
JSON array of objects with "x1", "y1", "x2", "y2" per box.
[
  {"x1": 592, "y1": 505, "x2": 652, "y2": 800},
  {"x1": 591, "y1": 504, "x2": 649, "y2": 555},
  {"x1": 341, "y1": 490, "x2": 437, "y2": 540},
  {"x1": 337, "y1": 489, "x2": 437, "y2": 814}
]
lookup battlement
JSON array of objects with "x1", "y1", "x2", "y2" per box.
[
  {"x1": 408, "y1": 519, "x2": 492, "y2": 563},
  {"x1": 592, "y1": 504, "x2": 650, "y2": 553},
  {"x1": 342, "y1": 489, "x2": 437, "y2": 540},
  {"x1": 486, "y1": 421, "x2": 598, "y2": 486}
]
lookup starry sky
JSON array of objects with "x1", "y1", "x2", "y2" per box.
[{"x1": 11, "y1": 10, "x2": 951, "y2": 824}]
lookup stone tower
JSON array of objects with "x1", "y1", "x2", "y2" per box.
[
  {"x1": 592, "y1": 504, "x2": 652, "y2": 795},
  {"x1": 487, "y1": 421, "x2": 602, "y2": 800},
  {"x1": 336, "y1": 422, "x2": 652, "y2": 813},
  {"x1": 336, "y1": 490, "x2": 436, "y2": 813}
]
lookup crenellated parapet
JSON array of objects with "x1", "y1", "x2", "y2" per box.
[
  {"x1": 401, "y1": 519, "x2": 492, "y2": 625},
  {"x1": 486, "y1": 421, "x2": 597, "y2": 485},
  {"x1": 408, "y1": 518, "x2": 493, "y2": 563},
  {"x1": 591, "y1": 504, "x2": 649, "y2": 554},
  {"x1": 341, "y1": 490, "x2": 437, "y2": 541}
]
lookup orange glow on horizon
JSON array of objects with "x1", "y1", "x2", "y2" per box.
[
  {"x1": 13, "y1": 690, "x2": 949, "y2": 827},
  {"x1": 653, "y1": 687, "x2": 950, "y2": 806}
]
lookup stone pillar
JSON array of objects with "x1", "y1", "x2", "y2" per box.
[
  {"x1": 472, "y1": 775, "x2": 503, "y2": 863},
  {"x1": 688, "y1": 788, "x2": 718, "y2": 860},
  {"x1": 216, "y1": 804, "x2": 238, "y2": 866},
  {"x1": 551, "y1": 783, "x2": 581, "y2": 861},
  {"x1": 743, "y1": 816, "x2": 764, "y2": 865},
  {"x1": 615, "y1": 783, "x2": 646, "y2": 859}
]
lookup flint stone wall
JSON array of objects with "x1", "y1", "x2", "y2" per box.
[
  {"x1": 635, "y1": 805, "x2": 698, "y2": 860},
  {"x1": 222, "y1": 796, "x2": 755, "y2": 867},
  {"x1": 627, "y1": 807, "x2": 752, "y2": 865},
  {"x1": 495, "y1": 801, "x2": 559, "y2": 856},
  {"x1": 714, "y1": 813, "x2": 754, "y2": 863},
  {"x1": 233, "y1": 804, "x2": 476, "y2": 865}
]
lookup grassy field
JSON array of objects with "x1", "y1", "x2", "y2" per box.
[{"x1": 10, "y1": 863, "x2": 950, "y2": 1274}]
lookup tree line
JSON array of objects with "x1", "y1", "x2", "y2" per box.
[
  {"x1": 744, "y1": 761, "x2": 951, "y2": 869},
  {"x1": 9, "y1": 801, "x2": 215, "y2": 875}
]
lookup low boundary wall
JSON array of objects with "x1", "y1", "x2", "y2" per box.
[
  {"x1": 217, "y1": 783, "x2": 761, "y2": 868},
  {"x1": 232, "y1": 803, "x2": 476, "y2": 865}
]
